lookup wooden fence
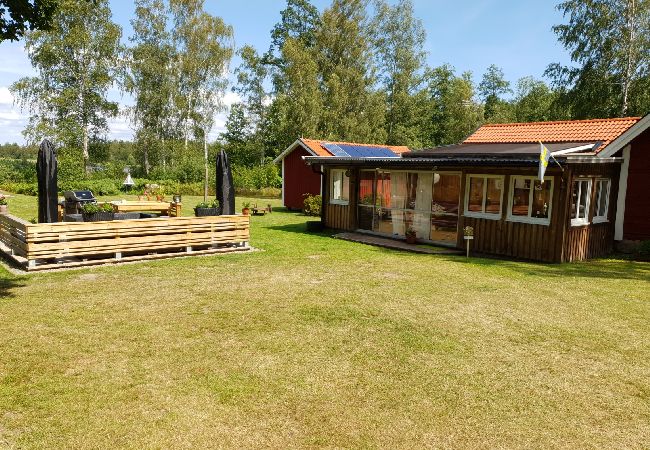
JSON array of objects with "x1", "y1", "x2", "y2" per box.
[{"x1": 0, "y1": 214, "x2": 250, "y2": 271}]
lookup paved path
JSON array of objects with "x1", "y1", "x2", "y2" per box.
[{"x1": 333, "y1": 232, "x2": 463, "y2": 255}]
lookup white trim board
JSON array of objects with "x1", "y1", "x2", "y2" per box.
[
  {"x1": 273, "y1": 139, "x2": 318, "y2": 164},
  {"x1": 614, "y1": 145, "x2": 631, "y2": 240}
]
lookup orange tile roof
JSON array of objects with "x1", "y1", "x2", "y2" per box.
[
  {"x1": 464, "y1": 117, "x2": 640, "y2": 152},
  {"x1": 300, "y1": 138, "x2": 410, "y2": 156}
]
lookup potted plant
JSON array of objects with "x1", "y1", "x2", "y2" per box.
[
  {"x1": 81, "y1": 203, "x2": 114, "y2": 222},
  {"x1": 154, "y1": 186, "x2": 165, "y2": 202},
  {"x1": 241, "y1": 201, "x2": 251, "y2": 215},
  {"x1": 194, "y1": 199, "x2": 220, "y2": 217},
  {"x1": 0, "y1": 195, "x2": 7, "y2": 214},
  {"x1": 405, "y1": 226, "x2": 417, "y2": 244}
]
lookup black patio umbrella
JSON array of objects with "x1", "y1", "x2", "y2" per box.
[
  {"x1": 216, "y1": 149, "x2": 235, "y2": 215},
  {"x1": 36, "y1": 139, "x2": 58, "y2": 223}
]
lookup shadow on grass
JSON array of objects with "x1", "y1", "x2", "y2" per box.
[
  {"x1": 266, "y1": 222, "x2": 337, "y2": 238},
  {"x1": 0, "y1": 276, "x2": 26, "y2": 299},
  {"x1": 438, "y1": 253, "x2": 650, "y2": 282}
]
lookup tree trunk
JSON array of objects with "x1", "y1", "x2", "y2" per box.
[
  {"x1": 82, "y1": 126, "x2": 90, "y2": 174},
  {"x1": 143, "y1": 147, "x2": 150, "y2": 175}
]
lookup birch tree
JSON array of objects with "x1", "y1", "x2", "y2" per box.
[
  {"x1": 547, "y1": 0, "x2": 650, "y2": 117},
  {"x1": 11, "y1": 0, "x2": 121, "y2": 173}
]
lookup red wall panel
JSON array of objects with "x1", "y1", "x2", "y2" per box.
[
  {"x1": 283, "y1": 146, "x2": 322, "y2": 209},
  {"x1": 624, "y1": 127, "x2": 650, "y2": 240}
]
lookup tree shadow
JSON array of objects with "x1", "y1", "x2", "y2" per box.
[
  {"x1": 438, "y1": 253, "x2": 650, "y2": 282},
  {"x1": 0, "y1": 276, "x2": 26, "y2": 299}
]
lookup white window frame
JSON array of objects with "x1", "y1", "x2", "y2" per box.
[
  {"x1": 506, "y1": 176, "x2": 554, "y2": 226},
  {"x1": 463, "y1": 174, "x2": 504, "y2": 220},
  {"x1": 571, "y1": 178, "x2": 592, "y2": 227},
  {"x1": 330, "y1": 169, "x2": 350, "y2": 205},
  {"x1": 593, "y1": 178, "x2": 611, "y2": 224}
]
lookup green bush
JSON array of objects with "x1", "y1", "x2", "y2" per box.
[
  {"x1": 232, "y1": 163, "x2": 281, "y2": 190},
  {"x1": 303, "y1": 194, "x2": 322, "y2": 217}
]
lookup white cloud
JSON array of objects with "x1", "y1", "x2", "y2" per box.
[
  {"x1": 0, "y1": 87, "x2": 14, "y2": 105},
  {"x1": 221, "y1": 91, "x2": 241, "y2": 108}
]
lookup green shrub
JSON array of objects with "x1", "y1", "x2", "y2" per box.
[
  {"x1": 303, "y1": 194, "x2": 322, "y2": 217},
  {"x1": 232, "y1": 163, "x2": 281, "y2": 190},
  {"x1": 81, "y1": 203, "x2": 113, "y2": 214}
]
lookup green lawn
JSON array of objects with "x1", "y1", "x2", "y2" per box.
[{"x1": 1, "y1": 193, "x2": 649, "y2": 448}]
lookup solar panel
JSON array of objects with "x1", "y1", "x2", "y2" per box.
[
  {"x1": 336, "y1": 144, "x2": 398, "y2": 158},
  {"x1": 322, "y1": 142, "x2": 350, "y2": 157}
]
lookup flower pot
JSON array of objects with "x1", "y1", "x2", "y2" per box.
[
  {"x1": 405, "y1": 234, "x2": 417, "y2": 244},
  {"x1": 242, "y1": 207, "x2": 250, "y2": 216},
  {"x1": 156, "y1": 195, "x2": 164, "y2": 202},
  {"x1": 194, "y1": 207, "x2": 220, "y2": 217},
  {"x1": 0, "y1": 205, "x2": 7, "y2": 214},
  {"x1": 82, "y1": 212, "x2": 114, "y2": 222}
]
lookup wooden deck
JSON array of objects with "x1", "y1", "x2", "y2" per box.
[
  {"x1": 334, "y1": 232, "x2": 462, "y2": 255},
  {"x1": 0, "y1": 213, "x2": 250, "y2": 271}
]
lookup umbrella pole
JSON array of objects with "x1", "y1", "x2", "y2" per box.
[{"x1": 203, "y1": 137, "x2": 208, "y2": 202}]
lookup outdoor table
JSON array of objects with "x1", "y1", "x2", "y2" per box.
[{"x1": 109, "y1": 201, "x2": 182, "y2": 217}]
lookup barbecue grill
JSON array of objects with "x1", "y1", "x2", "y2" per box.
[{"x1": 63, "y1": 190, "x2": 97, "y2": 215}]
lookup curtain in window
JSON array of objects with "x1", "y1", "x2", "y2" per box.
[
  {"x1": 413, "y1": 172, "x2": 433, "y2": 239},
  {"x1": 391, "y1": 172, "x2": 407, "y2": 236}
]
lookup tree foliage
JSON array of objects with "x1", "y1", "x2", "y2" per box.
[
  {"x1": 0, "y1": 0, "x2": 59, "y2": 41},
  {"x1": 11, "y1": 0, "x2": 121, "y2": 172},
  {"x1": 546, "y1": 0, "x2": 650, "y2": 117}
]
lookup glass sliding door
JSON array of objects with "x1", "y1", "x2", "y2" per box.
[
  {"x1": 430, "y1": 173, "x2": 461, "y2": 244},
  {"x1": 356, "y1": 170, "x2": 461, "y2": 246}
]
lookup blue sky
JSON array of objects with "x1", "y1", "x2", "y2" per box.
[{"x1": 0, "y1": 0, "x2": 572, "y2": 144}]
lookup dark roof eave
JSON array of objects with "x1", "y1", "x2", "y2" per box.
[{"x1": 303, "y1": 155, "x2": 623, "y2": 167}]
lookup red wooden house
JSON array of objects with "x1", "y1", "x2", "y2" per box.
[
  {"x1": 303, "y1": 116, "x2": 649, "y2": 262},
  {"x1": 273, "y1": 138, "x2": 409, "y2": 210}
]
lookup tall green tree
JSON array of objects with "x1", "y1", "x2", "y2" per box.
[
  {"x1": 169, "y1": 0, "x2": 233, "y2": 149},
  {"x1": 169, "y1": 0, "x2": 233, "y2": 198},
  {"x1": 547, "y1": 0, "x2": 650, "y2": 117},
  {"x1": 124, "y1": 0, "x2": 175, "y2": 175},
  {"x1": 0, "y1": 0, "x2": 60, "y2": 41},
  {"x1": 512, "y1": 76, "x2": 563, "y2": 122},
  {"x1": 266, "y1": 0, "x2": 319, "y2": 90},
  {"x1": 315, "y1": 0, "x2": 385, "y2": 142},
  {"x1": 478, "y1": 64, "x2": 513, "y2": 122},
  {"x1": 11, "y1": 0, "x2": 122, "y2": 172},
  {"x1": 422, "y1": 65, "x2": 483, "y2": 146},
  {"x1": 370, "y1": 0, "x2": 427, "y2": 146},
  {"x1": 275, "y1": 37, "x2": 322, "y2": 149}
]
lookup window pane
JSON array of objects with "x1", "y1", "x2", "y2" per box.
[
  {"x1": 531, "y1": 180, "x2": 551, "y2": 219},
  {"x1": 406, "y1": 173, "x2": 419, "y2": 209},
  {"x1": 341, "y1": 173, "x2": 349, "y2": 201},
  {"x1": 373, "y1": 208, "x2": 407, "y2": 236},
  {"x1": 467, "y1": 177, "x2": 484, "y2": 212},
  {"x1": 332, "y1": 171, "x2": 342, "y2": 200},
  {"x1": 511, "y1": 178, "x2": 531, "y2": 216},
  {"x1": 359, "y1": 171, "x2": 374, "y2": 205},
  {"x1": 485, "y1": 178, "x2": 502, "y2": 214},
  {"x1": 432, "y1": 173, "x2": 460, "y2": 216},
  {"x1": 578, "y1": 180, "x2": 590, "y2": 219},
  {"x1": 377, "y1": 172, "x2": 391, "y2": 208},
  {"x1": 596, "y1": 180, "x2": 608, "y2": 217}
]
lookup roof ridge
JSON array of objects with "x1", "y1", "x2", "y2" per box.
[
  {"x1": 478, "y1": 117, "x2": 641, "y2": 128},
  {"x1": 301, "y1": 138, "x2": 408, "y2": 149}
]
